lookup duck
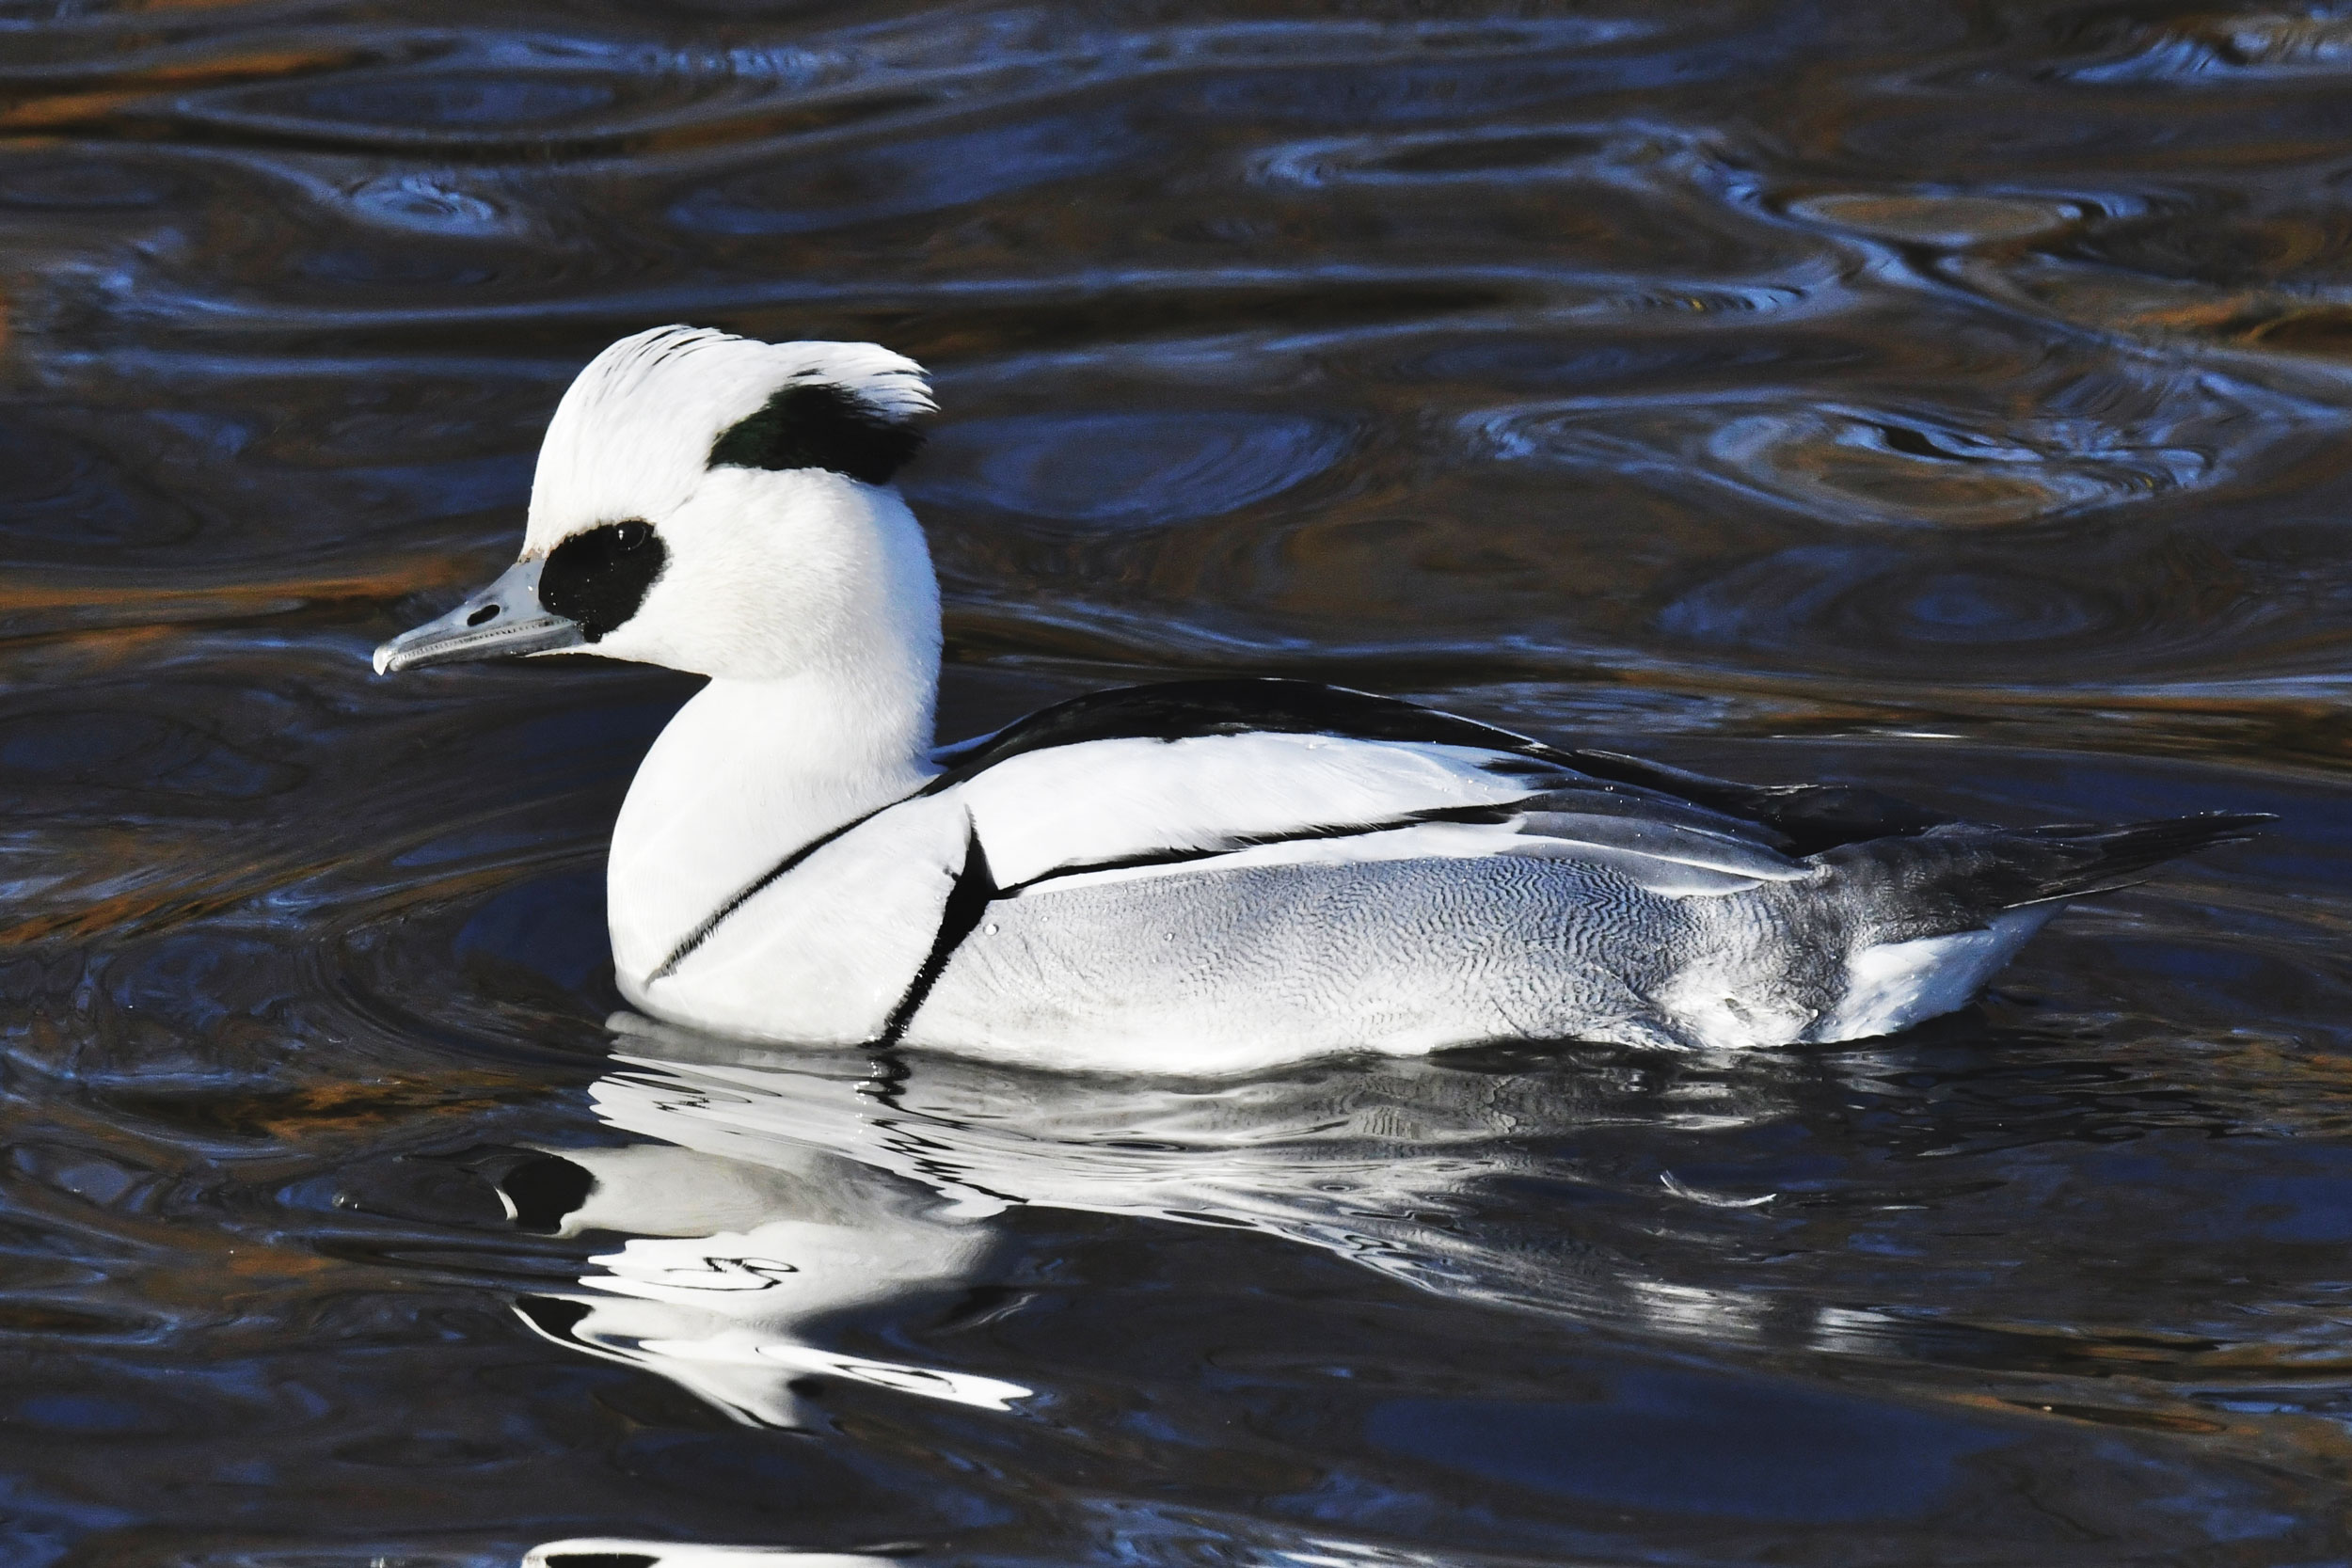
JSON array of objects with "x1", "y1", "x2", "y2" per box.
[{"x1": 372, "y1": 325, "x2": 2266, "y2": 1074}]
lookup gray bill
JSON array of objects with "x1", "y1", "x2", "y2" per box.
[{"x1": 373, "y1": 558, "x2": 586, "y2": 675}]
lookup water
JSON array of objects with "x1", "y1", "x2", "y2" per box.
[{"x1": 4, "y1": 0, "x2": 2352, "y2": 1561}]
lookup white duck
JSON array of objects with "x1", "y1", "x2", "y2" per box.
[{"x1": 373, "y1": 325, "x2": 2264, "y2": 1074}]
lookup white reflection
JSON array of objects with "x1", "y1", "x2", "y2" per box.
[
  {"x1": 510, "y1": 1133, "x2": 1017, "y2": 1429},
  {"x1": 508, "y1": 1010, "x2": 1805, "y2": 1441}
]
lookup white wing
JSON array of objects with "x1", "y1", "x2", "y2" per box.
[
  {"x1": 945, "y1": 732, "x2": 1810, "y2": 894},
  {"x1": 955, "y1": 732, "x2": 1549, "y2": 885}
]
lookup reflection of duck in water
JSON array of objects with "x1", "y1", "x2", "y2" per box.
[
  {"x1": 503, "y1": 1019, "x2": 1801, "y2": 1443},
  {"x1": 373, "y1": 325, "x2": 2264, "y2": 1071},
  {"x1": 503, "y1": 1114, "x2": 1022, "y2": 1433}
]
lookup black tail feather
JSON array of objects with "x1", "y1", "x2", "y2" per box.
[
  {"x1": 2021, "y1": 812, "x2": 2275, "y2": 903},
  {"x1": 1809, "y1": 811, "x2": 2274, "y2": 942}
]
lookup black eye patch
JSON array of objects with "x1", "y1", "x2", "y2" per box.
[
  {"x1": 707, "y1": 381, "x2": 925, "y2": 484},
  {"x1": 541, "y1": 519, "x2": 666, "y2": 641}
]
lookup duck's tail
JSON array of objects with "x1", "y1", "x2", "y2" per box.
[
  {"x1": 1813, "y1": 810, "x2": 2274, "y2": 941},
  {"x1": 1797, "y1": 812, "x2": 2271, "y2": 1044},
  {"x1": 2005, "y1": 812, "x2": 2276, "y2": 904}
]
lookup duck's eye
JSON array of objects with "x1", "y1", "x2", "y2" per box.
[{"x1": 542, "y1": 519, "x2": 668, "y2": 642}]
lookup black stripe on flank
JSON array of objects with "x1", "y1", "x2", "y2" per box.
[
  {"x1": 997, "y1": 801, "x2": 1517, "y2": 895},
  {"x1": 644, "y1": 792, "x2": 916, "y2": 983},
  {"x1": 647, "y1": 794, "x2": 1513, "y2": 989},
  {"x1": 877, "y1": 827, "x2": 997, "y2": 1047}
]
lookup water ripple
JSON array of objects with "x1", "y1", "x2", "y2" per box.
[
  {"x1": 7, "y1": 1, "x2": 2352, "y2": 1560},
  {"x1": 911, "y1": 411, "x2": 1352, "y2": 531},
  {"x1": 1462, "y1": 362, "x2": 2319, "y2": 529}
]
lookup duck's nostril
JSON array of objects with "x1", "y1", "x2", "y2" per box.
[{"x1": 467, "y1": 604, "x2": 500, "y2": 627}]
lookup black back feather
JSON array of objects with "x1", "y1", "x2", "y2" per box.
[
  {"x1": 1811, "y1": 811, "x2": 2274, "y2": 942},
  {"x1": 926, "y1": 678, "x2": 1563, "y2": 788}
]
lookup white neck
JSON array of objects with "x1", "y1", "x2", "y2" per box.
[{"x1": 603, "y1": 505, "x2": 943, "y2": 988}]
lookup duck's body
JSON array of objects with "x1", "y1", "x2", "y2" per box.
[
  {"x1": 374, "y1": 326, "x2": 2264, "y2": 1073},
  {"x1": 606, "y1": 670, "x2": 2245, "y2": 1071}
]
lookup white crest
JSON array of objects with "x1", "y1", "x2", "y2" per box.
[{"x1": 523, "y1": 325, "x2": 934, "y2": 554}]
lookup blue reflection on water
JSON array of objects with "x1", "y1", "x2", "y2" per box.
[{"x1": 1372, "y1": 1373, "x2": 2007, "y2": 1521}]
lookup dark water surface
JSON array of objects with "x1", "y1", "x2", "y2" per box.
[{"x1": 4, "y1": 1, "x2": 2352, "y2": 1561}]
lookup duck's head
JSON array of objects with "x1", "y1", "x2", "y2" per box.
[{"x1": 373, "y1": 325, "x2": 936, "y2": 681}]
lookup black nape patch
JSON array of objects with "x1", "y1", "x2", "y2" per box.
[
  {"x1": 708, "y1": 381, "x2": 925, "y2": 484},
  {"x1": 541, "y1": 520, "x2": 666, "y2": 641}
]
